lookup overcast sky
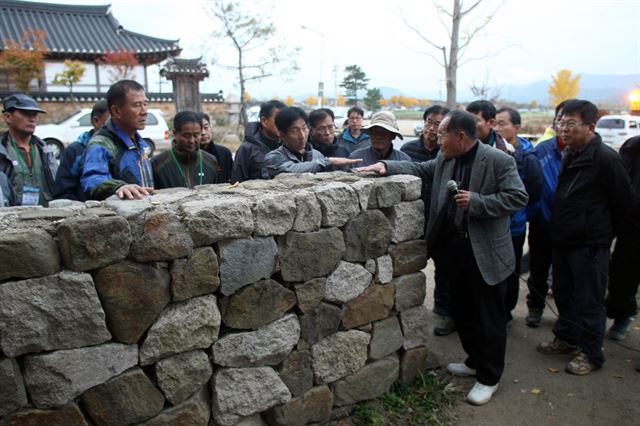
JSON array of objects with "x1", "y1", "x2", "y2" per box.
[{"x1": 27, "y1": 0, "x2": 640, "y2": 101}]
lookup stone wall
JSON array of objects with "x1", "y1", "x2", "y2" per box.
[{"x1": 0, "y1": 172, "x2": 437, "y2": 426}]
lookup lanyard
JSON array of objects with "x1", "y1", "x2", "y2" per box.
[
  {"x1": 10, "y1": 138, "x2": 38, "y2": 182},
  {"x1": 169, "y1": 148, "x2": 203, "y2": 188}
]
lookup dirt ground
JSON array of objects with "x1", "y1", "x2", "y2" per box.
[{"x1": 421, "y1": 261, "x2": 640, "y2": 426}]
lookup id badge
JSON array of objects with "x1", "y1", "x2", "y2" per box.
[{"x1": 22, "y1": 185, "x2": 40, "y2": 206}]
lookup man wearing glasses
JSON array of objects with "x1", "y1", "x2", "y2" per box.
[
  {"x1": 537, "y1": 99, "x2": 632, "y2": 376},
  {"x1": 337, "y1": 106, "x2": 371, "y2": 154},
  {"x1": 264, "y1": 107, "x2": 360, "y2": 177}
]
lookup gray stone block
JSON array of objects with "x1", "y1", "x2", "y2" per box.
[
  {"x1": 142, "y1": 386, "x2": 210, "y2": 425},
  {"x1": 369, "y1": 316, "x2": 404, "y2": 360},
  {"x1": 264, "y1": 385, "x2": 333, "y2": 426},
  {"x1": 0, "y1": 357, "x2": 28, "y2": 416},
  {"x1": 222, "y1": 279, "x2": 296, "y2": 330},
  {"x1": 180, "y1": 196, "x2": 254, "y2": 246},
  {"x1": 252, "y1": 192, "x2": 296, "y2": 236},
  {"x1": 219, "y1": 237, "x2": 277, "y2": 295},
  {"x1": 342, "y1": 210, "x2": 391, "y2": 262},
  {"x1": 375, "y1": 254, "x2": 394, "y2": 283},
  {"x1": 139, "y1": 295, "x2": 221, "y2": 365},
  {"x1": 324, "y1": 261, "x2": 372, "y2": 304},
  {"x1": 0, "y1": 271, "x2": 111, "y2": 357},
  {"x1": 313, "y1": 182, "x2": 360, "y2": 227},
  {"x1": 212, "y1": 367, "x2": 291, "y2": 426},
  {"x1": 129, "y1": 209, "x2": 193, "y2": 262},
  {"x1": 333, "y1": 355, "x2": 399, "y2": 406},
  {"x1": 400, "y1": 305, "x2": 430, "y2": 350},
  {"x1": 277, "y1": 350, "x2": 313, "y2": 398},
  {"x1": 383, "y1": 200, "x2": 425, "y2": 243},
  {"x1": 292, "y1": 190, "x2": 322, "y2": 232},
  {"x1": 299, "y1": 302, "x2": 341, "y2": 346},
  {"x1": 341, "y1": 284, "x2": 395, "y2": 329},
  {"x1": 213, "y1": 314, "x2": 300, "y2": 367},
  {"x1": 278, "y1": 228, "x2": 344, "y2": 282},
  {"x1": 57, "y1": 216, "x2": 131, "y2": 272},
  {"x1": 170, "y1": 246, "x2": 220, "y2": 302},
  {"x1": 294, "y1": 278, "x2": 325, "y2": 314},
  {"x1": 310, "y1": 330, "x2": 370, "y2": 385},
  {"x1": 155, "y1": 350, "x2": 212, "y2": 406},
  {"x1": 393, "y1": 271, "x2": 427, "y2": 311},
  {"x1": 0, "y1": 228, "x2": 60, "y2": 281},
  {"x1": 23, "y1": 343, "x2": 138, "y2": 408}
]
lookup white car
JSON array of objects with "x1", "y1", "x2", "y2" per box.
[
  {"x1": 596, "y1": 115, "x2": 640, "y2": 149},
  {"x1": 36, "y1": 108, "x2": 170, "y2": 158}
]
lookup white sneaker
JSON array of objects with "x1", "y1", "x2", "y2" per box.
[
  {"x1": 466, "y1": 381, "x2": 499, "y2": 406},
  {"x1": 446, "y1": 362, "x2": 477, "y2": 377}
]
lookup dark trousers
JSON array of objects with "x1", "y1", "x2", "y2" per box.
[
  {"x1": 606, "y1": 238, "x2": 640, "y2": 320},
  {"x1": 444, "y1": 234, "x2": 507, "y2": 386},
  {"x1": 431, "y1": 252, "x2": 452, "y2": 318},
  {"x1": 526, "y1": 219, "x2": 553, "y2": 310},
  {"x1": 552, "y1": 246, "x2": 609, "y2": 366},
  {"x1": 506, "y1": 233, "x2": 526, "y2": 320}
]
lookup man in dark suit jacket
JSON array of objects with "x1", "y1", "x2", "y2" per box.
[{"x1": 356, "y1": 110, "x2": 528, "y2": 406}]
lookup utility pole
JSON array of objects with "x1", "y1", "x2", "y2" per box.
[{"x1": 301, "y1": 26, "x2": 324, "y2": 108}]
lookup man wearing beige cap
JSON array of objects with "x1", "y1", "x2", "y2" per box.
[
  {"x1": 348, "y1": 111, "x2": 411, "y2": 166},
  {"x1": 1, "y1": 93, "x2": 57, "y2": 206}
]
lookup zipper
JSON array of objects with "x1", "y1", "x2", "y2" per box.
[{"x1": 564, "y1": 170, "x2": 582, "y2": 198}]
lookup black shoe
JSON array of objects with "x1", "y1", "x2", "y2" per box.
[
  {"x1": 434, "y1": 316, "x2": 456, "y2": 336},
  {"x1": 526, "y1": 308, "x2": 543, "y2": 328}
]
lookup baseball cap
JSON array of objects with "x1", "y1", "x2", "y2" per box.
[{"x1": 2, "y1": 93, "x2": 47, "y2": 114}]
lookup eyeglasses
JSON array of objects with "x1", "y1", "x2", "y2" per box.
[
  {"x1": 425, "y1": 120, "x2": 441, "y2": 129},
  {"x1": 314, "y1": 125, "x2": 334, "y2": 133},
  {"x1": 556, "y1": 120, "x2": 587, "y2": 129},
  {"x1": 348, "y1": 116, "x2": 363, "y2": 121}
]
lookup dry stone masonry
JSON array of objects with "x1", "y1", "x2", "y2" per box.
[{"x1": 0, "y1": 171, "x2": 436, "y2": 425}]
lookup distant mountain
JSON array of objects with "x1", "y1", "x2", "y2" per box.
[{"x1": 462, "y1": 73, "x2": 639, "y2": 105}]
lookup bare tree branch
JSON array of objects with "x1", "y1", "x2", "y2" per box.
[{"x1": 460, "y1": 0, "x2": 483, "y2": 17}]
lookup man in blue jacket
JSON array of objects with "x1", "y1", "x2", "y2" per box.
[
  {"x1": 337, "y1": 106, "x2": 371, "y2": 154},
  {"x1": 53, "y1": 100, "x2": 109, "y2": 201},
  {"x1": 81, "y1": 80, "x2": 154, "y2": 200},
  {"x1": 525, "y1": 100, "x2": 570, "y2": 327},
  {"x1": 494, "y1": 107, "x2": 542, "y2": 322}
]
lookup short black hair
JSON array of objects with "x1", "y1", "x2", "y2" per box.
[
  {"x1": 260, "y1": 100, "x2": 287, "y2": 119},
  {"x1": 466, "y1": 100, "x2": 496, "y2": 121},
  {"x1": 309, "y1": 108, "x2": 335, "y2": 128},
  {"x1": 423, "y1": 105, "x2": 450, "y2": 121},
  {"x1": 91, "y1": 100, "x2": 109, "y2": 119},
  {"x1": 275, "y1": 107, "x2": 308, "y2": 133},
  {"x1": 446, "y1": 110, "x2": 477, "y2": 140},
  {"x1": 199, "y1": 112, "x2": 211, "y2": 124},
  {"x1": 173, "y1": 111, "x2": 202, "y2": 132},
  {"x1": 496, "y1": 107, "x2": 521, "y2": 126},
  {"x1": 554, "y1": 99, "x2": 572, "y2": 119},
  {"x1": 106, "y1": 80, "x2": 145, "y2": 111},
  {"x1": 561, "y1": 99, "x2": 598, "y2": 125},
  {"x1": 347, "y1": 106, "x2": 364, "y2": 118}
]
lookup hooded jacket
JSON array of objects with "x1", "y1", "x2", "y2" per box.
[
  {"x1": 231, "y1": 121, "x2": 280, "y2": 182},
  {"x1": 53, "y1": 130, "x2": 93, "y2": 201},
  {"x1": 337, "y1": 128, "x2": 371, "y2": 154}
]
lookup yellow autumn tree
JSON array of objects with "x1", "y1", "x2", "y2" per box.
[
  {"x1": 379, "y1": 98, "x2": 389, "y2": 107},
  {"x1": 337, "y1": 95, "x2": 346, "y2": 106},
  {"x1": 52, "y1": 59, "x2": 86, "y2": 101},
  {"x1": 548, "y1": 69, "x2": 581, "y2": 107},
  {"x1": 243, "y1": 91, "x2": 252, "y2": 102},
  {"x1": 285, "y1": 95, "x2": 295, "y2": 106},
  {"x1": 305, "y1": 96, "x2": 317, "y2": 106}
]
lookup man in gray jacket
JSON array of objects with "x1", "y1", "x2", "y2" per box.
[
  {"x1": 265, "y1": 107, "x2": 360, "y2": 177},
  {"x1": 356, "y1": 110, "x2": 528, "y2": 406}
]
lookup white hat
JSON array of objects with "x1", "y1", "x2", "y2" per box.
[{"x1": 361, "y1": 111, "x2": 403, "y2": 140}]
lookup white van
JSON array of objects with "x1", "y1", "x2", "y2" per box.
[
  {"x1": 596, "y1": 115, "x2": 640, "y2": 149},
  {"x1": 36, "y1": 108, "x2": 170, "y2": 158}
]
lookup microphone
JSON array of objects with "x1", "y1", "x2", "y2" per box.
[{"x1": 446, "y1": 180, "x2": 459, "y2": 193}]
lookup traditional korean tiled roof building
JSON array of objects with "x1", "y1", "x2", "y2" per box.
[{"x1": 0, "y1": 0, "x2": 222, "y2": 103}]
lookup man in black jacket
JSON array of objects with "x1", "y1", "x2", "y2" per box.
[
  {"x1": 537, "y1": 100, "x2": 632, "y2": 376},
  {"x1": 308, "y1": 108, "x2": 349, "y2": 159},
  {"x1": 605, "y1": 135, "x2": 640, "y2": 343},
  {"x1": 199, "y1": 112, "x2": 233, "y2": 183},
  {"x1": 231, "y1": 100, "x2": 285, "y2": 182}
]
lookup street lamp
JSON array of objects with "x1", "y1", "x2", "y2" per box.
[{"x1": 301, "y1": 25, "x2": 324, "y2": 108}]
